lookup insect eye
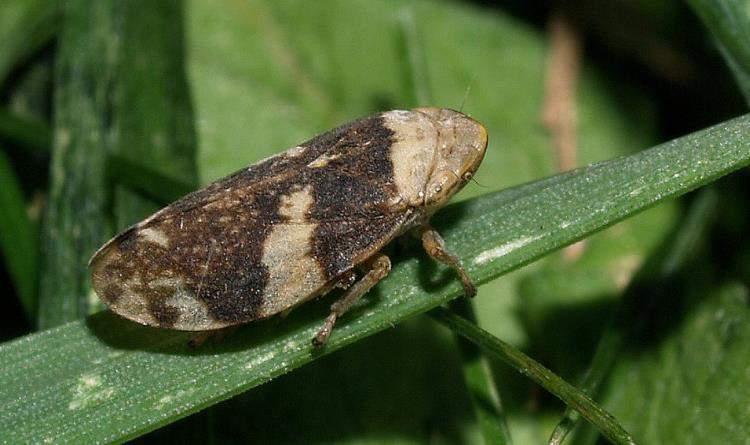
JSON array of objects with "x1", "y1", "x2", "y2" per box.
[{"x1": 462, "y1": 172, "x2": 473, "y2": 181}]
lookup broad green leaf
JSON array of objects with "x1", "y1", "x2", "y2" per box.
[
  {"x1": 188, "y1": 0, "x2": 656, "y2": 190},
  {"x1": 602, "y1": 280, "x2": 750, "y2": 444},
  {"x1": 1, "y1": 114, "x2": 749, "y2": 443},
  {"x1": 549, "y1": 187, "x2": 719, "y2": 444}
]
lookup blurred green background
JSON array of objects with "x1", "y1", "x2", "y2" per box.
[{"x1": 1, "y1": 0, "x2": 749, "y2": 443}]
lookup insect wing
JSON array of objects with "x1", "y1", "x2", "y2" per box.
[{"x1": 90, "y1": 114, "x2": 409, "y2": 330}]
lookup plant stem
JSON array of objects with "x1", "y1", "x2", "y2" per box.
[{"x1": 429, "y1": 307, "x2": 637, "y2": 445}]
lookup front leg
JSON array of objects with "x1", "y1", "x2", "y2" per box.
[
  {"x1": 313, "y1": 254, "x2": 391, "y2": 347},
  {"x1": 420, "y1": 224, "x2": 476, "y2": 298}
]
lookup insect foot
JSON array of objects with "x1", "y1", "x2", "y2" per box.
[
  {"x1": 420, "y1": 225, "x2": 477, "y2": 298},
  {"x1": 313, "y1": 254, "x2": 391, "y2": 347}
]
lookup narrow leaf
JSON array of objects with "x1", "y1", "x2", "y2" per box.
[
  {"x1": 689, "y1": 0, "x2": 750, "y2": 104},
  {"x1": 0, "y1": 148, "x2": 37, "y2": 320},
  {"x1": 430, "y1": 308, "x2": 635, "y2": 445},
  {"x1": 0, "y1": 108, "x2": 51, "y2": 154},
  {"x1": 0, "y1": 0, "x2": 59, "y2": 86},
  {"x1": 447, "y1": 299, "x2": 512, "y2": 445}
]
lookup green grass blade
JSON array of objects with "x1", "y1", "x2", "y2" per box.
[
  {"x1": 37, "y1": 1, "x2": 124, "y2": 329},
  {"x1": 0, "y1": 148, "x2": 38, "y2": 321},
  {"x1": 447, "y1": 299, "x2": 512, "y2": 445},
  {"x1": 1, "y1": 114, "x2": 749, "y2": 442},
  {"x1": 689, "y1": 0, "x2": 750, "y2": 104},
  {"x1": 429, "y1": 308, "x2": 635, "y2": 445}
]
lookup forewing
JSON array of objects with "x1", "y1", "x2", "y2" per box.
[{"x1": 90, "y1": 114, "x2": 412, "y2": 330}]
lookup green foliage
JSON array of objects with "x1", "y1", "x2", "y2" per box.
[
  {"x1": 1, "y1": 0, "x2": 749, "y2": 444},
  {"x1": 0, "y1": 148, "x2": 37, "y2": 320},
  {"x1": 2, "y1": 114, "x2": 750, "y2": 442},
  {"x1": 689, "y1": 0, "x2": 750, "y2": 105}
]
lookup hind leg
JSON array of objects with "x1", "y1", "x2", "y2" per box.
[{"x1": 313, "y1": 254, "x2": 391, "y2": 346}]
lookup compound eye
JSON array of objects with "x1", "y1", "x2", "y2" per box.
[{"x1": 462, "y1": 172, "x2": 473, "y2": 181}]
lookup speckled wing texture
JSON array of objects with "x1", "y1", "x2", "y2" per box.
[{"x1": 90, "y1": 114, "x2": 415, "y2": 330}]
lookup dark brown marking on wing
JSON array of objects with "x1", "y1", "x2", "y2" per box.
[
  {"x1": 100, "y1": 282, "x2": 124, "y2": 305},
  {"x1": 93, "y1": 190, "x2": 282, "y2": 327},
  {"x1": 308, "y1": 116, "x2": 408, "y2": 278},
  {"x1": 146, "y1": 288, "x2": 181, "y2": 328},
  {"x1": 314, "y1": 214, "x2": 409, "y2": 279},
  {"x1": 116, "y1": 227, "x2": 139, "y2": 251}
]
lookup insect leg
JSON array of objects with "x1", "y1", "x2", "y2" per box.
[
  {"x1": 420, "y1": 225, "x2": 477, "y2": 298},
  {"x1": 188, "y1": 326, "x2": 237, "y2": 348},
  {"x1": 313, "y1": 253, "x2": 391, "y2": 346}
]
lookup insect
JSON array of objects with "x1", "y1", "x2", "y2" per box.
[{"x1": 89, "y1": 107, "x2": 488, "y2": 345}]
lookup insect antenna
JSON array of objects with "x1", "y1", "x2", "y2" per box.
[
  {"x1": 458, "y1": 74, "x2": 477, "y2": 113},
  {"x1": 470, "y1": 176, "x2": 487, "y2": 188}
]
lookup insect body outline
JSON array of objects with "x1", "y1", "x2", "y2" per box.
[{"x1": 89, "y1": 107, "x2": 488, "y2": 345}]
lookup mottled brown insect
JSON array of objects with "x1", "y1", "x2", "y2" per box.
[{"x1": 89, "y1": 107, "x2": 488, "y2": 345}]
